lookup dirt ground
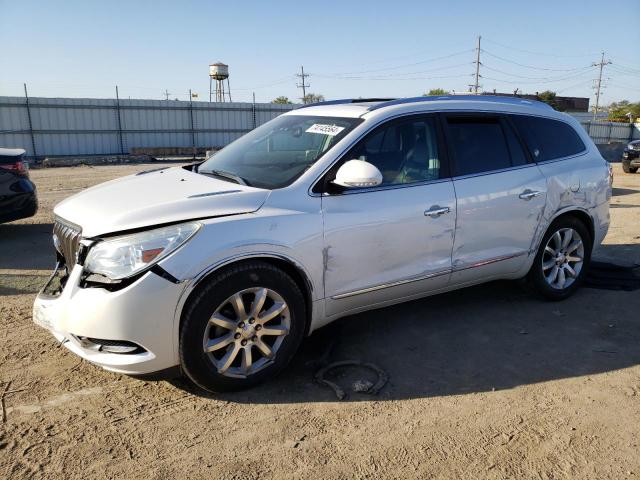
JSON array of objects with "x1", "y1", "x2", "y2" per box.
[{"x1": 1, "y1": 162, "x2": 639, "y2": 479}]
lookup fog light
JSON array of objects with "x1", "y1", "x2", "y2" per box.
[{"x1": 77, "y1": 336, "x2": 144, "y2": 354}]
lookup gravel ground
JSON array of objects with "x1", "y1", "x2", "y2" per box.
[{"x1": 1, "y1": 163, "x2": 639, "y2": 479}]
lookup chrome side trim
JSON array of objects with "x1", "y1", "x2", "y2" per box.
[
  {"x1": 331, "y1": 251, "x2": 529, "y2": 300},
  {"x1": 322, "y1": 177, "x2": 451, "y2": 197},
  {"x1": 451, "y1": 251, "x2": 528, "y2": 272},
  {"x1": 331, "y1": 268, "x2": 451, "y2": 300}
]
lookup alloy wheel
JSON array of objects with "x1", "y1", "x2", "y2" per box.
[
  {"x1": 202, "y1": 287, "x2": 290, "y2": 378},
  {"x1": 541, "y1": 227, "x2": 585, "y2": 290}
]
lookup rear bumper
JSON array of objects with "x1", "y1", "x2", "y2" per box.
[
  {"x1": 0, "y1": 192, "x2": 38, "y2": 223},
  {"x1": 33, "y1": 265, "x2": 186, "y2": 375}
]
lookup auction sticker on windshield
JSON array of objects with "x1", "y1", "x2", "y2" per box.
[{"x1": 306, "y1": 124, "x2": 345, "y2": 136}]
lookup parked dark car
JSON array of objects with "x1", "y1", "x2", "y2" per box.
[
  {"x1": 0, "y1": 148, "x2": 38, "y2": 223},
  {"x1": 622, "y1": 140, "x2": 640, "y2": 174}
]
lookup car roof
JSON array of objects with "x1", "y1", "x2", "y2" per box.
[
  {"x1": 285, "y1": 95, "x2": 559, "y2": 120},
  {"x1": 0, "y1": 148, "x2": 26, "y2": 157}
]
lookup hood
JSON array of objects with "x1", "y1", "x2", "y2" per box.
[{"x1": 54, "y1": 167, "x2": 269, "y2": 237}]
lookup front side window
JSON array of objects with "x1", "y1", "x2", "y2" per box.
[
  {"x1": 446, "y1": 116, "x2": 512, "y2": 176},
  {"x1": 198, "y1": 115, "x2": 361, "y2": 189},
  {"x1": 344, "y1": 116, "x2": 442, "y2": 186},
  {"x1": 511, "y1": 115, "x2": 586, "y2": 162}
]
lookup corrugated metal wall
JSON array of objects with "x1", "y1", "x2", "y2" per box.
[
  {"x1": 1, "y1": 96, "x2": 638, "y2": 157},
  {"x1": 0, "y1": 96, "x2": 297, "y2": 157},
  {"x1": 577, "y1": 120, "x2": 640, "y2": 144}
]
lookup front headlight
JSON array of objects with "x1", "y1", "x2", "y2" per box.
[{"x1": 85, "y1": 222, "x2": 200, "y2": 280}]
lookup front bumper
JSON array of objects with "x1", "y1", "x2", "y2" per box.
[
  {"x1": 623, "y1": 149, "x2": 640, "y2": 166},
  {"x1": 33, "y1": 264, "x2": 187, "y2": 375}
]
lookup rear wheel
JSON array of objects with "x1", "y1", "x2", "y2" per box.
[
  {"x1": 179, "y1": 261, "x2": 306, "y2": 392},
  {"x1": 527, "y1": 216, "x2": 592, "y2": 300}
]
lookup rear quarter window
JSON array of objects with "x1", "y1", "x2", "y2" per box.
[{"x1": 511, "y1": 115, "x2": 586, "y2": 162}]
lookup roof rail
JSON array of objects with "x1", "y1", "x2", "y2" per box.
[
  {"x1": 367, "y1": 95, "x2": 554, "y2": 112},
  {"x1": 297, "y1": 98, "x2": 396, "y2": 109}
]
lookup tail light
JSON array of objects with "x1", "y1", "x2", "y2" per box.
[
  {"x1": 0, "y1": 160, "x2": 29, "y2": 177},
  {"x1": 607, "y1": 162, "x2": 613, "y2": 185}
]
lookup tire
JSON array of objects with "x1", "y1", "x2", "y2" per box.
[
  {"x1": 526, "y1": 216, "x2": 592, "y2": 301},
  {"x1": 622, "y1": 161, "x2": 638, "y2": 174},
  {"x1": 179, "y1": 261, "x2": 306, "y2": 393}
]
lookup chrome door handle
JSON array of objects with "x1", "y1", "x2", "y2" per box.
[
  {"x1": 424, "y1": 206, "x2": 450, "y2": 218},
  {"x1": 519, "y1": 190, "x2": 543, "y2": 201}
]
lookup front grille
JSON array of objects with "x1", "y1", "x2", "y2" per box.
[{"x1": 53, "y1": 217, "x2": 82, "y2": 268}]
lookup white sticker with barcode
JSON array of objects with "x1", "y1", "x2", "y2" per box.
[{"x1": 305, "y1": 124, "x2": 345, "y2": 136}]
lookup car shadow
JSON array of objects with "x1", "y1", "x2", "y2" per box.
[
  {"x1": 173, "y1": 243, "x2": 640, "y2": 403},
  {"x1": 0, "y1": 223, "x2": 55, "y2": 270},
  {"x1": 0, "y1": 272, "x2": 50, "y2": 295},
  {"x1": 612, "y1": 187, "x2": 639, "y2": 197},
  {"x1": 610, "y1": 203, "x2": 638, "y2": 209}
]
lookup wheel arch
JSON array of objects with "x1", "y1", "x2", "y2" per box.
[
  {"x1": 548, "y1": 208, "x2": 595, "y2": 244},
  {"x1": 176, "y1": 254, "x2": 314, "y2": 339}
]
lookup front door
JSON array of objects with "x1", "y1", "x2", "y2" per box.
[{"x1": 319, "y1": 115, "x2": 456, "y2": 317}]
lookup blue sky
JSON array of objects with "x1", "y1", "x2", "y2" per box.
[{"x1": 1, "y1": 0, "x2": 639, "y2": 105}]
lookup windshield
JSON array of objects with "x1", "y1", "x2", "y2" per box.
[{"x1": 198, "y1": 115, "x2": 362, "y2": 189}]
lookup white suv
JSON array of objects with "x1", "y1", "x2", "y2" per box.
[{"x1": 33, "y1": 96, "x2": 611, "y2": 392}]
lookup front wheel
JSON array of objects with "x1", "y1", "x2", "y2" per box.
[
  {"x1": 527, "y1": 217, "x2": 592, "y2": 300},
  {"x1": 179, "y1": 261, "x2": 306, "y2": 392},
  {"x1": 622, "y1": 161, "x2": 638, "y2": 174}
]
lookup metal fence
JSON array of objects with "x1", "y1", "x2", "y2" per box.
[
  {"x1": 2, "y1": 94, "x2": 639, "y2": 158},
  {"x1": 0, "y1": 95, "x2": 298, "y2": 158},
  {"x1": 576, "y1": 120, "x2": 640, "y2": 145}
]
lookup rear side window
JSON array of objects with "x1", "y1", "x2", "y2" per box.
[
  {"x1": 445, "y1": 116, "x2": 511, "y2": 176},
  {"x1": 511, "y1": 115, "x2": 586, "y2": 162},
  {"x1": 0, "y1": 154, "x2": 24, "y2": 165}
]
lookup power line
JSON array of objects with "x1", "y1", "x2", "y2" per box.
[
  {"x1": 296, "y1": 65, "x2": 310, "y2": 101},
  {"x1": 483, "y1": 37, "x2": 599, "y2": 58},
  {"x1": 592, "y1": 52, "x2": 612, "y2": 120},
  {"x1": 482, "y1": 50, "x2": 593, "y2": 72},
  {"x1": 314, "y1": 73, "x2": 469, "y2": 82},
  {"x1": 481, "y1": 63, "x2": 595, "y2": 81},
  {"x1": 316, "y1": 62, "x2": 471, "y2": 80},
  {"x1": 330, "y1": 41, "x2": 472, "y2": 70},
  {"x1": 329, "y1": 49, "x2": 474, "y2": 76}
]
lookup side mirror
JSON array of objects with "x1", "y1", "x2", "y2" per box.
[{"x1": 332, "y1": 160, "x2": 383, "y2": 188}]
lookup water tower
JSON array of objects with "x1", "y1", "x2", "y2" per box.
[{"x1": 209, "y1": 62, "x2": 232, "y2": 102}]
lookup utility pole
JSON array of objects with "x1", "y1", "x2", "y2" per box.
[
  {"x1": 163, "y1": 89, "x2": 171, "y2": 101},
  {"x1": 23, "y1": 83, "x2": 37, "y2": 159},
  {"x1": 472, "y1": 35, "x2": 482, "y2": 94},
  {"x1": 592, "y1": 51, "x2": 612, "y2": 120},
  {"x1": 296, "y1": 65, "x2": 310, "y2": 103},
  {"x1": 115, "y1": 85, "x2": 125, "y2": 155}
]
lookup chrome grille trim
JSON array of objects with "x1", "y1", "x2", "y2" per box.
[{"x1": 53, "y1": 216, "x2": 82, "y2": 268}]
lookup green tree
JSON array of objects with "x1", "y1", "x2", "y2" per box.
[
  {"x1": 536, "y1": 91, "x2": 565, "y2": 111},
  {"x1": 302, "y1": 93, "x2": 325, "y2": 104},
  {"x1": 424, "y1": 88, "x2": 449, "y2": 96},
  {"x1": 607, "y1": 100, "x2": 640, "y2": 122},
  {"x1": 272, "y1": 96, "x2": 293, "y2": 104}
]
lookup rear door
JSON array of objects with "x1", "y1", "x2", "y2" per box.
[{"x1": 443, "y1": 113, "x2": 547, "y2": 284}]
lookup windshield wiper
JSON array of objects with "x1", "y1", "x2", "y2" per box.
[{"x1": 200, "y1": 169, "x2": 250, "y2": 186}]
